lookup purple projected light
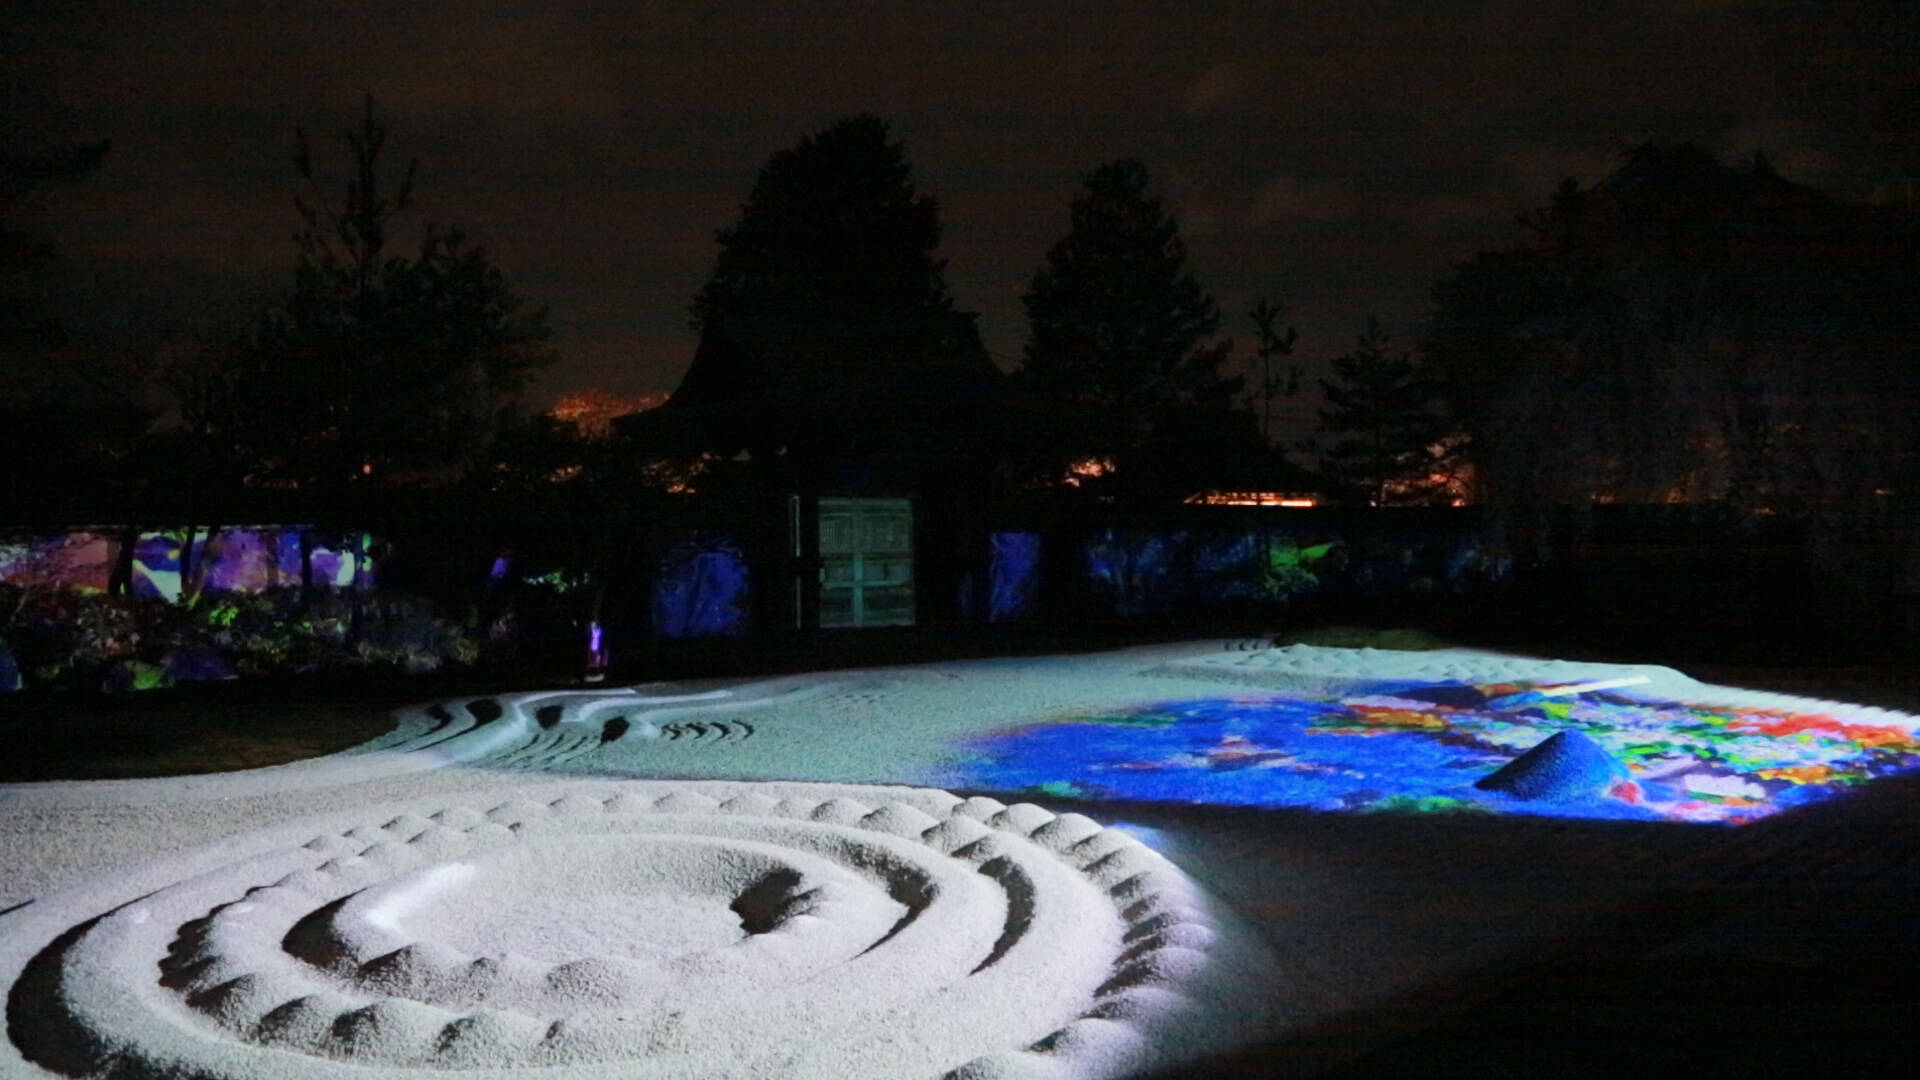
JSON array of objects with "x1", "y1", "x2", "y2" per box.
[
  {"x1": 200, "y1": 530, "x2": 277, "y2": 592},
  {"x1": 4, "y1": 528, "x2": 374, "y2": 609},
  {"x1": 585, "y1": 620, "x2": 609, "y2": 681}
]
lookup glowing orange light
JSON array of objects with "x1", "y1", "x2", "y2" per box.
[
  {"x1": 1062, "y1": 456, "x2": 1115, "y2": 487},
  {"x1": 1182, "y1": 490, "x2": 1319, "y2": 507},
  {"x1": 549, "y1": 388, "x2": 670, "y2": 439}
]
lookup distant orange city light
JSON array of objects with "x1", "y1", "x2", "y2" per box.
[
  {"x1": 548, "y1": 388, "x2": 670, "y2": 439},
  {"x1": 1062, "y1": 456, "x2": 1115, "y2": 487},
  {"x1": 1183, "y1": 491, "x2": 1319, "y2": 507}
]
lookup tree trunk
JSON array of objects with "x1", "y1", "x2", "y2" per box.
[
  {"x1": 299, "y1": 528, "x2": 315, "y2": 608},
  {"x1": 178, "y1": 526, "x2": 202, "y2": 607},
  {"x1": 108, "y1": 526, "x2": 138, "y2": 597}
]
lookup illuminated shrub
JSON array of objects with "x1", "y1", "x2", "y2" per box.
[
  {"x1": 346, "y1": 593, "x2": 481, "y2": 673},
  {"x1": 486, "y1": 564, "x2": 607, "y2": 666},
  {"x1": 0, "y1": 582, "x2": 477, "y2": 692},
  {"x1": 0, "y1": 584, "x2": 149, "y2": 687},
  {"x1": 197, "y1": 594, "x2": 304, "y2": 668},
  {"x1": 1259, "y1": 539, "x2": 1343, "y2": 599}
]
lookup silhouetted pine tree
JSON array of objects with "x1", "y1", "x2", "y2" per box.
[
  {"x1": 1020, "y1": 159, "x2": 1240, "y2": 455},
  {"x1": 670, "y1": 115, "x2": 995, "y2": 478},
  {"x1": 202, "y1": 97, "x2": 552, "y2": 492},
  {"x1": 1426, "y1": 142, "x2": 1918, "y2": 519},
  {"x1": 1317, "y1": 318, "x2": 1450, "y2": 506}
]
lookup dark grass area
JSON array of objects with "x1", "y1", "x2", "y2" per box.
[
  {"x1": 0, "y1": 663, "x2": 562, "y2": 782},
  {"x1": 0, "y1": 692, "x2": 406, "y2": 781}
]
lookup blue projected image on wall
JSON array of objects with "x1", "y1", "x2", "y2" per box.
[
  {"x1": 128, "y1": 533, "x2": 184, "y2": 602},
  {"x1": 1083, "y1": 529, "x2": 1181, "y2": 616},
  {"x1": 654, "y1": 536, "x2": 750, "y2": 637},
  {"x1": 1077, "y1": 525, "x2": 1506, "y2": 618},
  {"x1": 1084, "y1": 529, "x2": 1317, "y2": 615},
  {"x1": 988, "y1": 532, "x2": 1041, "y2": 622}
]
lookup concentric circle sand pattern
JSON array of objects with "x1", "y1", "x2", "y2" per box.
[{"x1": 7, "y1": 780, "x2": 1277, "y2": 1079}]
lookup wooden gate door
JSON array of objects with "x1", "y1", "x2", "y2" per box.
[{"x1": 817, "y1": 497, "x2": 914, "y2": 628}]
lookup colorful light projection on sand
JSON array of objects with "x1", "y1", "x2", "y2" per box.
[{"x1": 942, "y1": 681, "x2": 1920, "y2": 824}]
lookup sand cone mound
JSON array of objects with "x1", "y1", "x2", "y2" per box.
[{"x1": 1475, "y1": 729, "x2": 1631, "y2": 802}]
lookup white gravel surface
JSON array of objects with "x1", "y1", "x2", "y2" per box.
[{"x1": 3, "y1": 642, "x2": 1915, "y2": 1078}]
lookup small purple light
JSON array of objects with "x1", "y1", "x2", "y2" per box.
[
  {"x1": 489, "y1": 555, "x2": 511, "y2": 581},
  {"x1": 584, "y1": 620, "x2": 609, "y2": 682}
]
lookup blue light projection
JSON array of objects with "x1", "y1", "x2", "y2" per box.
[
  {"x1": 937, "y1": 682, "x2": 1920, "y2": 824},
  {"x1": 128, "y1": 533, "x2": 184, "y2": 601},
  {"x1": 1077, "y1": 526, "x2": 1504, "y2": 618},
  {"x1": 1083, "y1": 530, "x2": 1181, "y2": 617},
  {"x1": 987, "y1": 531, "x2": 1041, "y2": 622},
  {"x1": 653, "y1": 535, "x2": 750, "y2": 638}
]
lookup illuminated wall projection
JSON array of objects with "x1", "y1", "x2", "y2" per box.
[
  {"x1": 130, "y1": 529, "x2": 371, "y2": 602},
  {"x1": 1082, "y1": 530, "x2": 1202, "y2": 617},
  {"x1": 0, "y1": 533, "x2": 114, "y2": 593},
  {"x1": 941, "y1": 682, "x2": 1920, "y2": 824},
  {"x1": 1079, "y1": 526, "x2": 1501, "y2": 617},
  {"x1": 127, "y1": 533, "x2": 183, "y2": 600},
  {"x1": 987, "y1": 531, "x2": 1041, "y2": 622},
  {"x1": 653, "y1": 535, "x2": 751, "y2": 637},
  {"x1": 1, "y1": 529, "x2": 373, "y2": 603}
]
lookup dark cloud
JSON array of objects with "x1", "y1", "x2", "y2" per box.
[{"x1": 5, "y1": 0, "x2": 1915, "y2": 425}]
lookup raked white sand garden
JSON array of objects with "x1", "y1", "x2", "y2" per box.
[{"x1": 4, "y1": 642, "x2": 1918, "y2": 1078}]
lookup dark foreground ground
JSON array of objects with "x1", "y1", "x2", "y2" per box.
[{"x1": 1146, "y1": 767, "x2": 1920, "y2": 1078}]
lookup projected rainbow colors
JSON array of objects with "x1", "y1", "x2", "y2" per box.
[{"x1": 941, "y1": 681, "x2": 1920, "y2": 824}]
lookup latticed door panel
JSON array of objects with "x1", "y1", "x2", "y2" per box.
[{"x1": 818, "y1": 498, "x2": 914, "y2": 628}]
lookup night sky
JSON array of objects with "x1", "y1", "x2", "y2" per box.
[{"x1": 6, "y1": 1, "x2": 1915, "y2": 437}]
